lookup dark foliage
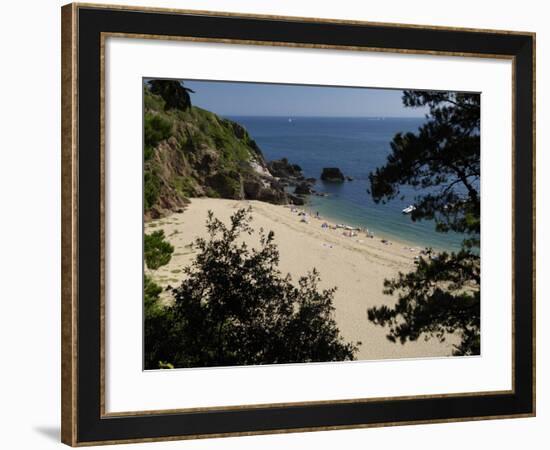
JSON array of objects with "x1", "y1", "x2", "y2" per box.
[
  {"x1": 367, "y1": 90, "x2": 480, "y2": 356},
  {"x1": 144, "y1": 208, "x2": 359, "y2": 369},
  {"x1": 369, "y1": 91, "x2": 480, "y2": 235},
  {"x1": 144, "y1": 230, "x2": 174, "y2": 270},
  {"x1": 148, "y1": 79, "x2": 195, "y2": 111},
  {"x1": 143, "y1": 275, "x2": 177, "y2": 370},
  {"x1": 367, "y1": 250, "x2": 480, "y2": 355}
]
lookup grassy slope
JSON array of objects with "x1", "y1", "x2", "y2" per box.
[{"x1": 143, "y1": 88, "x2": 267, "y2": 217}]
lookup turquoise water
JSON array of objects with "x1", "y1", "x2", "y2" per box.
[{"x1": 229, "y1": 116, "x2": 466, "y2": 252}]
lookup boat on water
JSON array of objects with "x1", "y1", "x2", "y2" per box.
[{"x1": 402, "y1": 205, "x2": 416, "y2": 214}]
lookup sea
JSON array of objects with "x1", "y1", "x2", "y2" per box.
[{"x1": 228, "y1": 116, "x2": 467, "y2": 252}]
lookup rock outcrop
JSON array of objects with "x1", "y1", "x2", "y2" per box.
[
  {"x1": 268, "y1": 158, "x2": 317, "y2": 199},
  {"x1": 144, "y1": 87, "x2": 304, "y2": 219},
  {"x1": 267, "y1": 158, "x2": 302, "y2": 179},
  {"x1": 320, "y1": 167, "x2": 345, "y2": 182},
  {"x1": 287, "y1": 194, "x2": 305, "y2": 205},
  {"x1": 294, "y1": 181, "x2": 314, "y2": 195}
]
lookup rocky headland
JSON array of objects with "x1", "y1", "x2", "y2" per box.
[{"x1": 143, "y1": 84, "x2": 306, "y2": 220}]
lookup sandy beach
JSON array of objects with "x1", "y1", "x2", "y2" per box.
[{"x1": 146, "y1": 198, "x2": 457, "y2": 361}]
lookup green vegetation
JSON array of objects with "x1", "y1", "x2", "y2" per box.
[
  {"x1": 172, "y1": 106, "x2": 260, "y2": 166},
  {"x1": 143, "y1": 169, "x2": 161, "y2": 212},
  {"x1": 144, "y1": 274, "x2": 163, "y2": 314},
  {"x1": 144, "y1": 112, "x2": 172, "y2": 161},
  {"x1": 144, "y1": 230, "x2": 174, "y2": 270},
  {"x1": 144, "y1": 274, "x2": 176, "y2": 370},
  {"x1": 142, "y1": 80, "x2": 273, "y2": 217},
  {"x1": 205, "y1": 170, "x2": 242, "y2": 199},
  {"x1": 149, "y1": 79, "x2": 195, "y2": 111},
  {"x1": 367, "y1": 91, "x2": 480, "y2": 356},
  {"x1": 144, "y1": 209, "x2": 359, "y2": 369}
]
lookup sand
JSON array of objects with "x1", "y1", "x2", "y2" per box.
[{"x1": 146, "y1": 198, "x2": 457, "y2": 361}]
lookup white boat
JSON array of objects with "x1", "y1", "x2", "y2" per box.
[{"x1": 402, "y1": 205, "x2": 416, "y2": 214}]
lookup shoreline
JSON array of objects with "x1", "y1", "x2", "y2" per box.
[
  {"x1": 281, "y1": 203, "x2": 428, "y2": 258},
  {"x1": 146, "y1": 198, "x2": 457, "y2": 361},
  {"x1": 296, "y1": 201, "x2": 430, "y2": 252},
  {"x1": 303, "y1": 194, "x2": 458, "y2": 254}
]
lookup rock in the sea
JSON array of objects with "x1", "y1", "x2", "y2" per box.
[
  {"x1": 320, "y1": 167, "x2": 345, "y2": 182},
  {"x1": 294, "y1": 181, "x2": 313, "y2": 195},
  {"x1": 346, "y1": 176, "x2": 354, "y2": 181}
]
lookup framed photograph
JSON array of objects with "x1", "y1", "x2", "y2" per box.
[{"x1": 61, "y1": 3, "x2": 535, "y2": 446}]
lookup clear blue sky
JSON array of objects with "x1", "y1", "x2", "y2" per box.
[{"x1": 177, "y1": 79, "x2": 428, "y2": 118}]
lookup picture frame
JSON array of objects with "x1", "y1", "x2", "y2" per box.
[{"x1": 61, "y1": 2, "x2": 535, "y2": 446}]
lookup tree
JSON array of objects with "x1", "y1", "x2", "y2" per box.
[
  {"x1": 148, "y1": 79, "x2": 195, "y2": 111},
  {"x1": 144, "y1": 208, "x2": 359, "y2": 369},
  {"x1": 144, "y1": 230, "x2": 174, "y2": 270},
  {"x1": 367, "y1": 91, "x2": 480, "y2": 356}
]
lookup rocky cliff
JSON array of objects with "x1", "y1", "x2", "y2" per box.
[{"x1": 143, "y1": 86, "x2": 296, "y2": 220}]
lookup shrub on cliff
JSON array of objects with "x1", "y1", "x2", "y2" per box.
[
  {"x1": 144, "y1": 169, "x2": 161, "y2": 212},
  {"x1": 144, "y1": 112, "x2": 172, "y2": 161},
  {"x1": 148, "y1": 79, "x2": 195, "y2": 111}
]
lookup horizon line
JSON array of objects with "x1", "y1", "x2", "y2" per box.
[{"x1": 220, "y1": 114, "x2": 427, "y2": 119}]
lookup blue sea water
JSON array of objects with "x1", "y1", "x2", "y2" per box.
[{"x1": 228, "y1": 116, "x2": 466, "y2": 252}]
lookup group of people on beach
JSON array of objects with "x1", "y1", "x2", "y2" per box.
[
  {"x1": 287, "y1": 206, "x2": 380, "y2": 242},
  {"x1": 285, "y1": 204, "x2": 428, "y2": 263}
]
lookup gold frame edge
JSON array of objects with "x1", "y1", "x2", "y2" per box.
[
  {"x1": 60, "y1": 2, "x2": 536, "y2": 445},
  {"x1": 61, "y1": 2, "x2": 78, "y2": 447}
]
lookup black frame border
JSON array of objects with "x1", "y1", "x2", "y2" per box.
[{"x1": 62, "y1": 3, "x2": 535, "y2": 446}]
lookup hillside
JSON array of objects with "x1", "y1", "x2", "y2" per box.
[{"x1": 143, "y1": 84, "x2": 297, "y2": 219}]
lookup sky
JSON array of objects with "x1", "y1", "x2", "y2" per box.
[{"x1": 175, "y1": 79, "x2": 429, "y2": 118}]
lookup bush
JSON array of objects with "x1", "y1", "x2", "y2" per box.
[
  {"x1": 143, "y1": 88, "x2": 166, "y2": 111},
  {"x1": 144, "y1": 208, "x2": 359, "y2": 369},
  {"x1": 144, "y1": 230, "x2": 174, "y2": 270},
  {"x1": 144, "y1": 112, "x2": 172, "y2": 157},
  {"x1": 144, "y1": 169, "x2": 161, "y2": 211},
  {"x1": 143, "y1": 275, "x2": 177, "y2": 369}
]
